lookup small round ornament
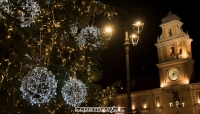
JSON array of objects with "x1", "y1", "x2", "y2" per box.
[
  {"x1": 69, "y1": 24, "x2": 78, "y2": 36},
  {"x1": 61, "y1": 77, "x2": 87, "y2": 107},
  {"x1": 78, "y1": 25, "x2": 102, "y2": 50},
  {"x1": 20, "y1": 67, "x2": 57, "y2": 105}
]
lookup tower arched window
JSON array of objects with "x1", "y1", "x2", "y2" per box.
[
  {"x1": 162, "y1": 52, "x2": 165, "y2": 58},
  {"x1": 179, "y1": 48, "x2": 182, "y2": 54},
  {"x1": 169, "y1": 47, "x2": 175, "y2": 57},
  {"x1": 168, "y1": 29, "x2": 172, "y2": 37}
]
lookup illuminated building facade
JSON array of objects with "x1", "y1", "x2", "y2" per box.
[{"x1": 111, "y1": 12, "x2": 200, "y2": 114}]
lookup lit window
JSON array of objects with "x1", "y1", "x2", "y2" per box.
[
  {"x1": 168, "y1": 29, "x2": 172, "y2": 36},
  {"x1": 156, "y1": 96, "x2": 160, "y2": 103},
  {"x1": 161, "y1": 52, "x2": 165, "y2": 58},
  {"x1": 142, "y1": 97, "x2": 147, "y2": 108},
  {"x1": 132, "y1": 98, "x2": 136, "y2": 109},
  {"x1": 155, "y1": 96, "x2": 160, "y2": 107},
  {"x1": 169, "y1": 47, "x2": 175, "y2": 57},
  {"x1": 195, "y1": 91, "x2": 200, "y2": 103},
  {"x1": 179, "y1": 48, "x2": 182, "y2": 54},
  {"x1": 142, "y1": 98, "x2": 147, "y2": 105}
]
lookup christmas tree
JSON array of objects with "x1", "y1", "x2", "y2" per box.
[{"x1": 0, "y1": 0, "x2": 120, "y2": 113}]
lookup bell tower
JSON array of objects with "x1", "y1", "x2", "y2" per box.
[{"x1": 155, "y1": 11, "x2": 194, "y2": 87}]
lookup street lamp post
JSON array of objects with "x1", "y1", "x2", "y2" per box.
[{"x1": 124, "y1": 22, "x2": 144, "y2": 114}]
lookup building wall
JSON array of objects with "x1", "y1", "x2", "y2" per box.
[{"x1": 112, "y1": 83, "x2": 200, "y2": 114}]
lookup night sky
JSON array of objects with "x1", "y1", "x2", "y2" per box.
[{"x1": 95, "y1": 0, "x2": 200, "y2": 88}]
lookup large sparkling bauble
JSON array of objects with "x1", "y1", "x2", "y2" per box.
[
  {"x1": 61, "y1": 78, "x2": 87, "y2": 107},
  {"x1": 78, "y1": 25, "x2": 102, "y2": 50},
  {"x1": 18, "y1": 0, "x2": 40, "y2": 27},
  {"x1": 0, "y1": 0, "x2": 11, "y2": 18},
  {"x1": 20, "y1": 67, "x2": 57, "y2": 105}
]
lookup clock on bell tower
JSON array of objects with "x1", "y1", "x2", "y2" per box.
[{"x1": 155, "y1": 11, "x2": 194, "y2": 87}]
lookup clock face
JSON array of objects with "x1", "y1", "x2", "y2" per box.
[{"x1": 168, "y1": 68, "x2": 180, "y2": 81}]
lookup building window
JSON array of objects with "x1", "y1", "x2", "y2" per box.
[
  {"x1": 142, "y1": 98, "x2": 147, "y2": 105},
  {"x1": 177, "y1": 25, "x2": 180, "y2": 30},
  {"x1": 195, "y1": 91, "x2": 200, "y2": 103},
  {"x1": 156, "y1": 96, "x2": 160, "y2": 102},
  {"x1": 176, "y1": 110, "x2": 181, "y2": 114},
  {"x1": 194, "y1": 105, "x2": 200, "y2": 114},
  {"x1": 142, "y1": 97, "x2": 147, "y2": 108},
  {"x1": 117, "y1": 100, "x2": 121, "y2": 107},
  {"x1": 169, "y1": 47, "x2": 175, "y2": 57},
  {"x1": 155, "y1": 96, "x2": 160, "y2": 107},
  {"x1": 168, "y1": 29, "x2": 172, "y2": 36},
  {"x1": 132, "y1": 80, "x2": 135, "y2": 87},
  {"x1": 132, "y1": 98, "x2": 136, "y2": 109},
  {"x1": 197, "y1": 109, "x2": 200, "y2": 114},
  {"x1": 108, "y1": 102, "x2": 114, "y2": 107},
  {"x1": 179, "y1": 48, "x2": 182, "y2": 54},
  {"x1": 161, "y1": 52, "x2": 165, "y2": 58}
]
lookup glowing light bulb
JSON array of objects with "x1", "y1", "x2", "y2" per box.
[
  {"x1": 185, "y1": 80, "x2": 189, "y2": 84},
  {"x1": 198, "y1": 100, "x2": 200, "y2": 104},
  {"x1": 105, "y1": 27, "x2": 112, "y2": 33},
  {"x1": 133, "y1": 21, "x2": 142, "y2": 26},
  {"x1": 161, "y1": 83, "x2": 165, "y2": 87},
  {"x1": 132, "y1": 106, "x2": 135, "y2": 110},
  {"x1": 130, "y1": 34, "x2": 137, "y2": 38}
]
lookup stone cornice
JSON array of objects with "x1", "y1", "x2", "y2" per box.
[
  {"x1": 156, "y1": 33, "x2": 191, "y2": 44},
  {"x1": 154, "y1": 107, "x2": 163, "y2": 112},
  {"x1": 116, "y1": 83, "x2": 200, "y2": 98},
  {"x1": 156, "y1": 58, "x2": 194, "y2": 67},
  {"x1": 141, "y1": 108, "x2": 150, "y2": 112},
  {"x1": 155, "y1": 38, "x2": 192, "y2": 48},
  {"x1": 116, "y1": 88, "x2": 162, "y2": 98},
  {"x1": 190, "y1": 82, "x2": 200, "y2": 89},
  {"x1": 194, "y1": 103, "x2": 200, "y2": 108},
  {"x1": 161, "y1": 83, "x2": 200, "y2": 91}
]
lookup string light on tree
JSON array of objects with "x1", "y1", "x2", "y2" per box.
[
  {"x1": 61, "y1": 77, "x2": 87, "y2": 107},
  {"x1": 87, "y1": 65, "x2": 90, "y2": 75},
  {"x1": 20, "y1": 67, "x2": 57, "y2": 106},
  {"x1": 0, "y1": 0, "x2": 118, "y2": 113},
  {"x1": 18, "y1": 0, "x2": 40, "y2": 27},
  {"x1": 0, "y1": 75, "x2": 4, "y2": 83}
]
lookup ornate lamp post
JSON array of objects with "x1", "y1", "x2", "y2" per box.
[
  {"x1": 125, "y1": 21, "x2": 144, "y2": 114},
  {"x1": 169, "y1": 89, "x2": 185, "y2": 111}
]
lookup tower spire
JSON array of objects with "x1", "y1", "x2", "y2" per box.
[
  {"x1": 169, "y1": 8, "x2": 172, "y2": 14},
  {"x1": 169, "y1": 8, "x2": 172, "y2": 12}
]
